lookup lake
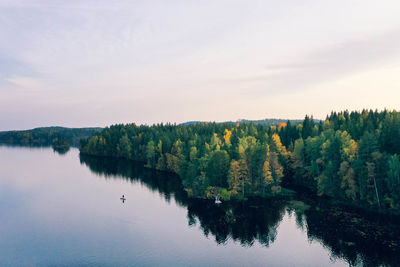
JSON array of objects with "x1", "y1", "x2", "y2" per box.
[{"x1": 0, "y1": 146, "x2": 399, "y2": 266}]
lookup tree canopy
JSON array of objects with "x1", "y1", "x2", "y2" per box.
[{"x1": 80, "y1": 109, "x2": 400, "y2": 212}]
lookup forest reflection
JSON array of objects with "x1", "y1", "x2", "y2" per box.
[
  {"x1": 52, "y1": 146, "x2": 70, "y2": 155},
  {"x1": 79, "y1": 154, "x2": 400, "y2": 267}
]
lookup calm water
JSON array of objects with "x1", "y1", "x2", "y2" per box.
[{"x1": 0, "y1": 146, "x2": 399, "y2": 266}]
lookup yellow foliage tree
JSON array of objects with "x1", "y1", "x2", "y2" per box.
[
  {"x1": 228, "y1": 159, "x2": 250, "y2": 197},
  {"x1": 223, "y1": 129, "x2": 232, "y2": 146}
]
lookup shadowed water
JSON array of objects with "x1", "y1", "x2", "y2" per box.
[{"x1": 0, "y1": 146, "x2": 399, "y2": 266}]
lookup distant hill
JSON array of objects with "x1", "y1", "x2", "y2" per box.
[
  {"x1": 0, "y1": 127, "x2": 102, "y2": 147},
  {"x1": 235, "y1": 118, "x2": 304, "y2": 126},
  {"x1": 180, "y1": 118, "x2": 318, "y2": 126}
]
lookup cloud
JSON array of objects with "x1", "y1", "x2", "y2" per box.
[
  {"x1": 1, "y1": 1, "x2": 400, "y2": 129},
  {"x1": 0, "y1": 55, "x2": 36, "y2": 87},
  {"x1": 0, "y1": 56, "x2": 29, "y2": 76},
  {"x1": 220, "y1": 29, "x2": 400, "y2": 97}
]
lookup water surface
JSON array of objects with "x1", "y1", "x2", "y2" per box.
[{"x1": 0, "y1": 146, "x2": 398, "y2": 266}]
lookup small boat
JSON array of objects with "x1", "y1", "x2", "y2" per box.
[
  {"x1": 215, "y1": 196, "x2": 222, "y2": 204},
  {"x1": 120, "y1": 195, "x2": 126, "y2": 202}
]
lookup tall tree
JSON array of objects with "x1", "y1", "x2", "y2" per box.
[{"x1": 228, "y1": 159, "x2": 250, "y2": 197}]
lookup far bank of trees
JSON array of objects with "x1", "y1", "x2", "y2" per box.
[
  {"x1": 0, "y1": 127, "x2": 102, "y2": 147},
  {"x1": 80, "y1": 110, "x2": 400, "y2": 212}
]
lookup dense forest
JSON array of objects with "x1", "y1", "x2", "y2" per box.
[
  {"x1": 79, "y1": 110, "x2": 400, "y2": 212},
  {"x1": 0, "y1": 127, "x2": 102, "y2": 147}
]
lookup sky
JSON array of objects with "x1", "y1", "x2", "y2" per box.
[{"x1": 1, "y1": 0, "x2": 400, "y2": 130}]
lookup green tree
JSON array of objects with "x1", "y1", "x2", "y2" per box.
[
  {"x1": 117, "y1": 134, "x2": 131, "y2": 159},
  {"x1": 387, "y1": 154, "x2": 400, "y2": 208},
  {"x1": 145, "y1": 140, "x2": 156, "y2": 167},
  {"x1": 205, "y1": 150, "x2": 230, "y2": 187},
  {"x1": 338, "y1": 161, "x2": 358, "y2": 200}
]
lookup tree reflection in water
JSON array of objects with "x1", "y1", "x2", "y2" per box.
[{"x1": 80, "y1": 154, "x2": 400, "y2": 267}]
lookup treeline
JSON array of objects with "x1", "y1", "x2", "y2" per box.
[
  {"x1": 180, "y1": 118, "x2": 305, "y2": 127},
  {"x1": 79, "y1": 110, "x2": 400, "y2": 211},
  {"x1": 0, "y1": 127, "x2": 102, "y2": 147}
]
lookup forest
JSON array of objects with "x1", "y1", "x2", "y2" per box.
[
  {"x1": 79, "y1": 110, "x2": 400, "y2": 212},
  {"x1": 0, "y1": 127, "x2": 102, "y2": 147}
]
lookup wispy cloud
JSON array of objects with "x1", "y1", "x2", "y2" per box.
[{"x1": 217, "y1": 29, "x2": 400, "y2": 96}]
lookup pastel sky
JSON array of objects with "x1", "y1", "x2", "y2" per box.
[{"x1": 1, "y1": 0, "x2": 400, "y2": 130}]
